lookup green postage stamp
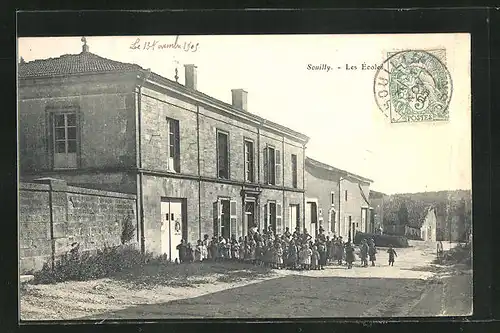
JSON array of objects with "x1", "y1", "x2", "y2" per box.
[{"x1": 373, "y1": 49, "x2": 453, "y2": 123}]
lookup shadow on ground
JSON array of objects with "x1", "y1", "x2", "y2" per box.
[
  {"x1": 84, "y1": 275, "x2": 434, "y2": 319},
  {"x1": 106, "y1": 261, "x2": 273, "y2": 289}
]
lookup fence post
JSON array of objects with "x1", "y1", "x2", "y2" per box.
[{"x1": 33, "y1": 178, "x2": 68, "y2": 270}]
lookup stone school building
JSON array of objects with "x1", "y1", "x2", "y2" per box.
[{"x1": 18, "y1": 40, "x2": 309, "y2": 260}]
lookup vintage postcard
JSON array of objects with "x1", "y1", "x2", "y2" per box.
[{"x1": 18, "y1": 33, "x2": 472, "y2": 320}]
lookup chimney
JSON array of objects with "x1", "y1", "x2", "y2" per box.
[
  {"x1": 231, "y1": 89, "x2": 248, "y2": 111},
  {"x1": 184, "y1": 64, "x2": 197, "y2": 90}
]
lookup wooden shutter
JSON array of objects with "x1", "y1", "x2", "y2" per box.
[
  {"x1": 213, "y1": 201, "x2": 221, "y2": 237},
  {"x1": 275, "y1": 149, "x2": 281, "y2": 185},
  {"x1": 263, "y1": 146, "x2": 268, "y2": 184},
  {"x1": 173, "y1": 120, "x2": 180, "y2": 172},
  {"x1": 264, "y1": 203, "x2": 268, "y2": 230},
  {"x1": 276, "y1": 203, "x2": 283, "y2": 235},
  {"x1": 230, "y1": 200, "x2": 237, "y2": 238}
]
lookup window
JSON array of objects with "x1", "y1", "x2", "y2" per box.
[
  {"x1": 244, "y1": 140, "x2": 254, "y2": 182},
  {"x1": 345, "y1": 190, "x2": 348, "y2": 201},
  {"x1": 167, "y1": 117, "x2": 180, "y2": 172},
  {"x1": 217, "y1": 131, "x2": 229, "y2": 179},
  {"x1": 331, "y1": 192, "x2": 335, "y2": 206},
  {"x1": 291, "y1": 154, "x2": 298, "y2": 188},
  {"x1": 263, "y1": 145, "x2": 281, "y2": 185},
  {"x1": 52, "y1": 112, "x2": 78, "y2": 169},
  {"x1": 264, "y1": 202, "x2": 280, "y2": 234}
]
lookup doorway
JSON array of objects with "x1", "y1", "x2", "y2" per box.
[
  {"x1": 288, "y1": 204, "x2": 300, "y2": 232},
  {"x1": 160, "y1": 199, "x2": 185, "y2": 262},
  {"x1": 306, "y1": 201, "x2": 318, "y2": 240},
  {"x1": 244, "y1": 201, "x2": 256, "y2": 236}
]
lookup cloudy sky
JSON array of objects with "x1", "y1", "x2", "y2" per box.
[{"x1": 18, "y1": 34, "x2": 471, "y2": 194}]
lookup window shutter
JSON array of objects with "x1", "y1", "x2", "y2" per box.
[
  {"x1": 230, "y1": 200, "x2": 237, "y2": 238},
  {"x1": 263, "y1": 147, "x2": 268, "y2": 184},
  {"x1": 174, "y1": 120, "x2": 180, "y2": 172},
  {"x1": 276, "y1": 203, "x2": 283, "y2": 235},
  {"x1": 275, "y1": 149, "x2": 281, "y2": 185},
  {"x1": 264, "y1": 203, "x2": 268, "y2": 231},
  {"x1": 213, "y1": 201, "x2": 221, "y2": 237}
]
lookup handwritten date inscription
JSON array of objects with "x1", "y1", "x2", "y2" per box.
[{"x1": 130, "y1": 36, "x2": 199, "y2": 52}]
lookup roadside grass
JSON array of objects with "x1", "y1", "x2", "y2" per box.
[
  {"x1": 433, "y1": 242, "x2": 471, "y2": 267},
  {"x1": 26, "y1": 244, "x2": 273, "y2": 290}
]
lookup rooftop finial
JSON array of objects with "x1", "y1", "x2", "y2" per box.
[
  {"x1": 81, "y1": 36, "x2": 89, "y2": 53},
  {"x1": 174, "y1": 57, "x2": 179, "y2": 83},
  {"x1": 20, "y1": 56, "x2": 26, "y2": 64}
]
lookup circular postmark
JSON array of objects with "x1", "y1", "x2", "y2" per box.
[{"x1": 373, "y1": 50, "x2": 452, "y2": 123}]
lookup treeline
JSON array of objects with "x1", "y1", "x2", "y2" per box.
[{"x1": 381, "y1": 190, "x2": 472, "y2": 242}]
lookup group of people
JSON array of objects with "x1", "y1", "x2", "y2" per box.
[{"x1": 175, "y1": 225, "x2": 398, "y2": 269}]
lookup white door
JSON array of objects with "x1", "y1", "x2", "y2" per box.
[
  {"x1": 305, "y1": 203, "x2": 311, "y2": 233},
  {"x1": 170, "y1": 202, "x2": 183, "y2": 261},
  {"x1": 160, "y1": 200, "x2": 183, "y2": 262}
]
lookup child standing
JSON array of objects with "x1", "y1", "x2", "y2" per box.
[
  {"x1": 311, "y1": 245, "x2": 320, "y2": 270},
  {"x1": 202, "y1": 234, "x2": 210, "y2": 260},
  {"x1": 185, "y1": 243, "x2": 194, "y2": 263},
  {"x1": 368, "y1": 238, "x2": 377, "y2": 267},
  {"x1": 345, "y1": 242, "x2": 355, "y2": 269},
  {"x1": 275, "y1": 241, "x2": 284, "y2": 269},
  {"x1": 194, "y1": 240, "x2": 203, "y2": 262},
  {"x1": 231, "y1": 237, "x2": 239, "y2": 261},
  {"x1": 249, "y1": 238, "x2": 256, "y2": 264},
  {"x1": 240, "y1": 236, "x2": 247, "y2": 262},
  {"x1": 387, "y1": 245, "x2": 397, "y2": 266}
]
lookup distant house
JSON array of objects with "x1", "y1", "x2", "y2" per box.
[
  {"x1": 305, "y1": 157, "x2": 373, "y2": 242},
  {"x1": 369, "y1": 190, "x2": 387, "y2": 234},
  {"x1": 420, "y1": 207, "x2": 437, "y2": 241},
  {"x1": 384, "y1": 205, "x2": 437, "y2": 241}
]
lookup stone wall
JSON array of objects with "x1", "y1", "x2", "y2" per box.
[{"x1": 19, "y1": 178, "x2": 138, "y2": 274}]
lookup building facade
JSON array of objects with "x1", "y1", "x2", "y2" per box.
[
  {"x1": 18, "y1": 41, "x2": 309, "y2": 260},
  {"x1": 383, "y1": 207, "x2": 437, "y2": 241},
  {"x1": 420, "y1": 208, "x2": 437, "y2": 241},
  {"x1": 304, "y1": 157, "x2": 373, "y2": 242},
  {"x1": 368, "y1": 190, "x2": 386, "y2": 234}
]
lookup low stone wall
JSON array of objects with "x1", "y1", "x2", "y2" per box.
[{"x1": 19, "y1": 178, "x2": 138, "y2": 274}]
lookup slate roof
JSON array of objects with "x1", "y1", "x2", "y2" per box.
[
  {"x1": 305, "y1": 157, "x2": 373, "y2": 183},
  {"x1": 18, "y1": 50, "x2": 142, "y2": 79}
]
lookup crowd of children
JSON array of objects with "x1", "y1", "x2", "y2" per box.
[{"x1": 175, "y1": 225, "x2": 398, "y2": 269}]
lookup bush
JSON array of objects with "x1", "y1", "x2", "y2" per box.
[
  {"x1": 33, "y1": 244, "x2": 153, "y2": 284},
  {"x1": 354, "y1": 231, "x2": 409, "y2": 248}
]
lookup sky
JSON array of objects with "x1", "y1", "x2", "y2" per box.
[{"x1": 17, "y1": 34, "x2": 471, "y2": 194}]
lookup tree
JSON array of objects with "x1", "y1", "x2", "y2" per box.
[{"x1": 397, "y1": 201, "x2": 409, "y2": 226}]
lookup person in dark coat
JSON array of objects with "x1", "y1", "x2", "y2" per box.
[
  {"x1": 185, "y1": 243, "x2": 194, "y2": 263},
  {"x1": 288, "y1": 240, "x2": 299, "y2": 270},
  {"x1": 336, "y1": 237, "x2": 344, "y2": 265},
  {"x1": 387, "y1": 245, "x2": 398, "y2": 266},
  {"x1": 368, "y1": 238, "x2": 377, "y2": 266},
  {"x1": 176, "y1": 239, "x2": 187, "y2": 263},
  {"x1": 360, "y1": 239, "x2": 369, "y2": 267},
  {"x1": 345, "y1": 241, "x2": 356, "y2": 269},
  {"x1": 318, "y1": 240, "x2": 327, "y2": 270}
]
